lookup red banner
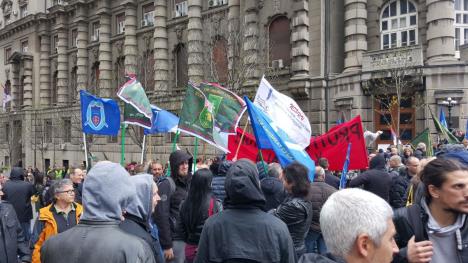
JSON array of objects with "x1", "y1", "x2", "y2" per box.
[
  {"x1": 305, "y1": 115, "x2": 368, "y2": 171},
  {"x1": 227, "y1": 116, "x2": 368, "y2": 171}
]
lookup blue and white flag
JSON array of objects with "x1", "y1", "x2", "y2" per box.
[
  {"x1": 144, "y1": 105, "x2": 179, "y2": 135},
  {"x1": 339, "y1": 143, "x2": 352, "y2": 189},
  {"x1": 439, "y1": 108, "x2": 448, "y2": 129},
  {"x1": 80, "y1": 90, "x2": 121, "y2": 135},
  {"x1": 245, "y1": 97, "x2": 315, "y2": 182}
]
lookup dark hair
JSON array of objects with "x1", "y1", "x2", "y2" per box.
[
  {"x1": 318, "y1": 158, "x2": 329, "y2": 169},
  {"x1": 179, "y1": 168, "x2": 213, "y2": 234},
  {"x1": 283, "y1": 161, "x2": 310, "y2": 198},
  {"x1": 33, "y1": 172, "x2": 44, "y2": 187},
  {"x1": 421, "y1": 158, "x2": 467, "y2": 201}
]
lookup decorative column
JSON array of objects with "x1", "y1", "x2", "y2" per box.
[
  {"x1": 22, "y1": 55, "x2": 33, "y2": 107},
  {"x1": 11, "y1": 62, "x2": 19, "y2": 110},
  {"x1": 291, "y1": 0, "x2": 310, "y2": 77},
  {"x1": 228, "y1": 0, "x2": 240, "y2": 73},
  {"x1": 76, "y1": 20, "x2": 89, "y2": 97},
  {"x1": 343, "y1": 0, "x2": 367, "y2": 71},
  {"x1": 124, "y1": 1, "x2": 138, "y2": 76},
  {"x1": 39, "y1": 33, "x2": 51, "y2": 106},
  {"x1": 187, "y1": 0, "x2": 204, "y2": 84},
  {"x1": 426, "y1": 0, "x2": 456, "y2": 63},
  {"x1": 56, "y1": 26, "x2": 69, "y2": 105},
  {"x1": 154, "y1": 0, "x2": 169, "y2": 93},
  {"x1": 243, "y1": 0, "x2": 260, "y2": 88},
  {"x1": 98, "y1": 1, "x2": 112, "y2": 97}
]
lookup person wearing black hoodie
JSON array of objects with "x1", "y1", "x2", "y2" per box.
[
  {"x1": 154, "y1": 150, "x2": 193, "y2": 263},
  {"x1": 120, "y1": 174, "x2": 164, "y2": 263},
  {"x1": 261, "y1": 162, "x2": 287, "y2": 211},
  {"x1": 348, "y1": 154, "x2": 392, "y2": 202},
  {"x1": 3, "y1": 167, "x2": 34, "y2": 241},
  {"x1": 195, "y1": 159, "x2": 295, "y2": 263}
]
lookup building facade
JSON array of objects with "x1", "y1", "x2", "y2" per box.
[{"x1": 0, "y1": 0, "x2": 467, "y2": 170}]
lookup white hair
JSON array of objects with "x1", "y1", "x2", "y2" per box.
[
  {"x1": 389, "y1": 155, "x2": 402, "y2": 165},
  {"x1": 320, "y1": 188, "x2": 393, "y2": 259}
]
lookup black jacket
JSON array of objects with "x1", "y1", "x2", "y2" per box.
[
  {"x1": 261, "y1": 176, "x2": 287, "y2": 211},
  {"x1": 153, "y1": 150, "x2": 193, "y2": 249},
  {"x1": 307, "y1": 181, "x2": 336, "y2": 233},
  {"x1": 324, "y1": 171, "x2": 340, "y2": 190},
  {"x1": 299, "y1": 253, "x2": 346, "y2": 263},
  {"x1": 273, "y1": 196, "x2": 313, "y2": 255},
  {"x1": 73, "y1": 183, "x2": 83, "y2": 204},
  {"x1": 349, "y1": 155, "x2": 392, "y2": 202},
  {"x1": 389, "y1": 169, "x2": 412, "y2": 209},
  {"x1": 195, "y1": 159, "x2": 296, "y2": 263},
  {"x1": 176, "y1": 197, "x2": 222, "y2": 245},
  {"x1": 211, "y1": 161, "x2": 232, "y2": 202},
  {"x1": 393, "y1": 203, "x2": 468, "y2": 263},
  {"x1": 3, "y1": 167, "x2": 34, "y2": 222},
  {"x1": 120, "y1": 214, "x2": 164, "y2": 263},
  {"x1": 0, "y1": 201, "x2": 31, "y2": 263}
]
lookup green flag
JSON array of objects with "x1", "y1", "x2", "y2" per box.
[
  {"x1": 429, "y1": 107, "x2": 460, "y2": 144},
  {"x1": 123, "y1": 103, "x2": 152, "y2": 129},
  {"x1": 410, "y1": 128, "x2": 433, "y2": 156},
  {"x1": 117, "y1": 77, "x2": 153, "y2": 120}
]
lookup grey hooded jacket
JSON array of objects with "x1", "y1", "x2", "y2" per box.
[{"x1": 40, "y1": 161, "x2": 156, "y2": 263}]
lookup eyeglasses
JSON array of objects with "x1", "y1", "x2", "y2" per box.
[{"x1": 57, "y1": 190, "x2": 75, "y2": 195}]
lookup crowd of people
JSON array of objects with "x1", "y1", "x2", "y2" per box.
[{"x1": 0, "y1": 140, "x2": 467, "y2": 263}]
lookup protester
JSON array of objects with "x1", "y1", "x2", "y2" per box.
[
  {"x1": 40, "y1": 161, "x2": 155, "y2": 262},
  {"x1": 154, "y1": 150, "x2": 193, "y2": 263},
  {"x1": 0, "y1": 182, "x2": 31, "y2": 263},
  {"x1": 211, "y1": 160, "x2": 231, "y2": 202},
  {"x1": 32, "y1": 171, "x2": 45, "y2": 212},
  {"x1": 414, "y1": 142, "x2": 427, "y2": 160},
  {"x1": 393, "y1": 158, "x2": 468, "y2": 263},
  {"x1": 195, "y1": 159, "x2": 296, "y2": 263},
  {"x1": 305, "y1": 166, "x2": 337, "y2": 254},
  {"x1": 349, "y1": 154, "x2": 392, "y2": 202},
  {"x1": 0, "y1": 171, "x2": 7, "y2": 187},
  {"x1": 402, "y1": 147, "x2": 413, "y2": 165},
  {"x1": 31, "y1": 179, "x2": 82, "y2": 263},
  {"x1": 176, "y1": 168, "x2": 222, "y2": 262},
  {"x1": 261, "y1": 162, "x2": 287, "y2": 211},
  {"x1": 149, "y1": 161, "x2": 164, "y2": 183},
  {"x1": 300, "y1": 188, "x2": 398, "y2": 263},
  {"x1": 272, "y1": 161, "x2": 313, "y2": 259},
  {"x1": 69, "y1": 167, "x2": 84, "y2": 204},
  {"x1": 3, "y1": 167, "x2": 34, "y2": 241},
  {"x1": 389, "y1": 156, "x2": 420, "y2": 209},
  {"x1": 120, "y1": 173, "x2": 164, "y2": 263},
  {"x1": 318, "y1": 158, "x2": 339, "y2": 189},
  {"x1": 388, "y1": 155, "x2": 405, "y2": 178}
]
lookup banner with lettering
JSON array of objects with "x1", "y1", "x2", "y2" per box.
[
  {"x1": 305, "y1": 115, "x2": 368, "y2": 171},
  {"x1": 226, "y1": 127, "x2": 276, "y2": 162}
]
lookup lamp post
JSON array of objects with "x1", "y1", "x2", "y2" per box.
[{"x1": 441, "y1": 97, "x2": 458, "y2": 130}]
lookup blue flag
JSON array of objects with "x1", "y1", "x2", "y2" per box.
[
  {"x1": 80, "y1": 90, "x2": 121, "y2": 135},
  {"x1": 144, "y1": 105, "x2": 179, "y2": 135},
  {"x1": 244, "y1": 97, "x2": 315, "y2": 182},
  {"x1": 439, "y1": 108, "x2": 448, "y2": 129},
  {"x1": 339, "y1": 143, "x2": 352, "y2": 189}
]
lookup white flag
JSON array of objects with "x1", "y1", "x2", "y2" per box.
[{"x1": 254, "y1": 76, "x2": 311, "y2": 149}]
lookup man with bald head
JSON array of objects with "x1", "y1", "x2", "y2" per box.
[
  {"x1": 389, "y1": 156, "x2": 420, "y2": 209},
  {"x1": 69, "y1": 167, "x2": 84, "y2": 204}
]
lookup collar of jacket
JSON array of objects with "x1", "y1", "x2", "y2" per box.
[
  {"x1": 40, "y1": 202, "x2": 83, "y2": 222},
  {"x1": 78, "y1": 219, "x2": 121, "y2": 226},
  {"x1": 124, "y1": 213, "x2": 150, "y2": 231}
]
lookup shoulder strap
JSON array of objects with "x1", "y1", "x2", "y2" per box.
[{"x1": 208, "y1": 198, "x2": 215, "y2": 217}]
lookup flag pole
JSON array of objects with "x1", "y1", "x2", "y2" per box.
[
  {"x1": 257, "y1": 149, "x2": 268, "y2": 176},
  {"x1": 172, "y1": 130, "x2": 180, "y2": 152},
  {"x1": 140, "y1": 135, "x2": 146, "y2": 164},
  {"x1": 82, "y1": 133, "x2": 88, "y2": 169},
  {"x1": 193, "y1": 137, "x2": 199, "y2": 173},
  {"x1": 120, "y1": 123, "x2": 126, "y2": 165},
  {"x1": 233, "y1": 121, "x2": 249, "y2": 160}
]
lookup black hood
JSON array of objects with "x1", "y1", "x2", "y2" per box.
[
  {"x1": 224, "y1": 159, "x2": 265, "y2": 210},
  {"x1": 10, "y1": 167, "x2": 24, "y2": 181},
  {"x1": 370, "y1": 154, "x2": 386, "y2": 170},
  {"x1": 169, "y1": 150, "x2": 193, "y2": 184},
  {"x1": 260, "y1": 177, "x2": 284, "y2": 195},
  {"x1": 217, "y1": 160, "x2": 233, "y2": 177}
]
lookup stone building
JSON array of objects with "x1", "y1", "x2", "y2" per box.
[{"x1": 0, "y1": 0, "x2": 467, "y2": 170}]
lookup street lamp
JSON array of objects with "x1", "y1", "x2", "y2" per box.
[{"x1": 441, "y1": 97, "x2": 458, "y2": 130}]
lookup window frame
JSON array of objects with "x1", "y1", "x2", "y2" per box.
[
  {"x1": 116, "y1": 13, "x2": 125, "y2": 34},
  {"x1": 4, "y1": 47, "x2": 11, "y2": 64},
  {"x1": 380, "y1": 0, "x2": 418, "y2": 49},
  {"x1": 455, "y1": 0, "x2": 468, "y2": 56}
]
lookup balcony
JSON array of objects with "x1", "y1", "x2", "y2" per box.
[{"x1": 362, "y1": 45, "x2": 423, "y2": 72}]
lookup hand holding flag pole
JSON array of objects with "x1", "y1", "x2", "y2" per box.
[{"x1": 339, "y1": 143, "x2": 352, "y2": 189}]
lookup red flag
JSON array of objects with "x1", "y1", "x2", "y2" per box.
[
  {"x1": 306, "y1": 116, "x2": 368, "y2": 171},
  {"x1": 227, "y1": 128, "x2": 276, "y2": 163}
]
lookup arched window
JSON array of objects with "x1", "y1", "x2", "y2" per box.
[
  {"x1": 380, "y1": 0, "x2": 417, "y2": 49},
  {"x1": 268, "y1": 16, "x2": 291, "y2": 68},
  {"x1": 455, "y1": 0, "x2": 468, "y2": 54},
  {"x1": 212, "y1": 37, "x2": 228, "y2": 84},
  {"x1": 174, "y1": 44, "x2": 188, "y2": 88}
]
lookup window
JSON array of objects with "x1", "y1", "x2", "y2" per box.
[
  {"x1": 63, "y1": 118, "x2": 71, "y2": 143},
  {"x1": 71, "y1": 29, "x2": 78, "y2": 47},
  {"x1": 268, "y1": 16, "x2": 292, "y2": 68},
  {"x1": 51, "y1": 71, "x2": 58, "y2": 105},
  {"x1": 212, "y1": 37, "x2": 228, "y2": 83},
  {"x1": 142, "y1": 4, "x2": 154, "y2": 27},
  {"x1": 92, "y1": 22, "x2": 100, "y2": 42},
  {"x1": 116, "y1": 13, "x2": 125, "y2": 34},
  {"x1": 44, "y1": 119, "x2": 52, "y2": 143},
  {"x1": 174, "y1": 0, "x2": 187, "y2": 17},
  {"x1": 4, "y1": 47, "x2": 11, "y2": 64},
  {"x1": 174, "y1": 44, "x2": 188, "y2": 88},
  {"x1": 374, "y1": 96, "x2": 415, "y2": 145},
  {"x1": 52, "y1": 35, "x2": 58, "y2": 53},
  {"x1": 208, "y1": 0, "x2": 227, "y2": 8},
  {"x1": 20, "y1": 5, "x2": 28, "y2": 18},
  {"x1": 455, "y1": 0, "x2": 468, "y2": 54},
  {"x1": 21, "y1": 40, "x2": 28, "y2": 53},
  {"x1": 380, "y1": 0, "x2": 418, "y2": 49},
  {"x1": 5, "y1": 123, "x2": 9, "y2": 141}
]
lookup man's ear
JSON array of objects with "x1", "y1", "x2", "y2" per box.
[
  {"x1": 427, "y1": 184, "x2": 440, "y2": 199},
  {"x1": 356, "y1": 233, "x2": 371, "y2": 257}
]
